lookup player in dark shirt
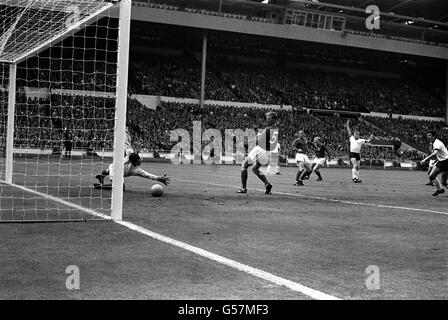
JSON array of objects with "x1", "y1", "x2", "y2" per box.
[
  {"x1": 292, "y1": 130, "x2": 316, "y2": 186},
  {"x1": 236, "y1": 111, "x2": 278, "y2": 194},
  {"x1": 310, "y1": 137, "x2": 331, "y2": 181}
]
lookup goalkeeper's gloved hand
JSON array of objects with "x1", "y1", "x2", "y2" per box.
[{"x1": 157, "y1": 174, "x2": 170, "y2": 185}]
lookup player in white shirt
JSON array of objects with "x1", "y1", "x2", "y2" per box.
[
  {"x1": 95, "y1": 127, "x2": 170, "y2": 189},
  {"x1": 426, "y1": 143, "x2": 437, "y2": 186},
  {"x1": 420, "y1": 131, "x2": 448, "y2": 196},
  {"x1": 346, "y1": 120, "x2": 373, "y2": 183}
]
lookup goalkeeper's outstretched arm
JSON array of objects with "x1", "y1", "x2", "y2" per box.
[{"x1": 133, "y1": 168, "x2": 170, "y2": 185}]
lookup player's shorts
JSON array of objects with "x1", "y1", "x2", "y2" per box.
[
  {"x1": 435, "y1": 159, "x2": 448, "y2": 172},
  {"x1": 312, "y1": 157, "x2": 326, "y2": 167},
  {"x1": 295, "y1": 153, "x2": 310, "y2": 164},
  {"x1": 349, "y1": 152, "x2": 361, "y2": 161},
  {"x1": 247, "y1": 146, "x2": 270, "y2": 165},
  {"x1": 429, "y1": 159, "x2": 437, "y2": 168}
]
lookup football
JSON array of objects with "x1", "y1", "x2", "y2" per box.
[{"x1": 151, "y1": 184, "x2": 164, "y2": 197}]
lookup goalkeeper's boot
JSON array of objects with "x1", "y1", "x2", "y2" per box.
[
  {"x1": 265, "y1": 183, "x2": 272, "y2": 194},
  {"x1": 432, "y1": 189, "x2": 445, "y2": 196},
  {"x1": 236, "y1": 188, "x2": 247, "y2": 194},
  {"x1": 95, "y1": 174, "x2": 104, "y2": 185}
]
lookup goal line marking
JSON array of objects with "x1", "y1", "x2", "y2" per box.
[
  {"x1": 0, "y1": 180, "x2": 112, "y2": 221},
  {"x1": 0, "y1": 180, "x2": 340, "y2": 300}
]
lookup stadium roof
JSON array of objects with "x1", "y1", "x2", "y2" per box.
[
  {"x1": 295, "y1": 0, "x2": 448, "y2": 22},
  {"x1": 179, "y1": 0, "x2": 448, "y2": 28}
]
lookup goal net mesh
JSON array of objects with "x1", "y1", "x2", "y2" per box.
[{"x1": 0, "y1": 0, "x2": 121, "y2": 222}]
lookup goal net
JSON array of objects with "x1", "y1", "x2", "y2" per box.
[{"x1": 0, "y1": 0, "x2": 130, "y2": 222}]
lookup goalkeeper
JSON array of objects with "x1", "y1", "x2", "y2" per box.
[
  {"x1": 95, "y1": 127, "x2": 170, "y2": 188},
  {"x1": 95, "y1": 153, "x2": 170, "y2": 188}
]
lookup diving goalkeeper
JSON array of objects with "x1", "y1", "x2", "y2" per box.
[{"x1": 95, "y1": 127, "x2": 170, "y2": 188}]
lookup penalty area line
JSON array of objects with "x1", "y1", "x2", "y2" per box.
[
  {"x1": 0, "y1": 180, "x2": 340, "y2": 300},
  {"x1": 176, "y1": 179, "x2": 448, "y2": 217}
]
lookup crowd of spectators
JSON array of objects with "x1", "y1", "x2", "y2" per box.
[
  {"x1": 127, "y1": 100, "x2": 423, "y2": 161},
  {"x1": 362, "y1": 115, "x2": 448, "y2": 153},
  {"x1": 2, "y1": 93, "x2": 442, "y2": 163},
  {"x1": 12, "y1": 94, "x2": 116, "y2": 150},
  {"x1": 16, "y1": 57, "x2": 117, "y2": 92},
  {"x1": 2, "y1": 51, "x2": 446, "y2": 162},
  {"x1": 128, "y1": 53, "x2": 445, "y2": 117},
  {"x1": 11, "y1": 51, "x2": 445, "y2": 117}
]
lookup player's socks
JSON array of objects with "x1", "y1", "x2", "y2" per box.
[
  {"x1": 299, "y1": 170, "x2": 311, "y2": 182},
  {"x1": 241, "y1": 169, "x2": 248, "y2": 189},
  {"x1": 433, "y1": 178, "x2": 442, "y2": 191},
  {"x1": 296, "y1": 170, "x2": 303, "y2": 182},
  {"x1": 352, "y1": 167, "x2": 357, "y2": 180},
  {"x1": 265, "y1": 183, "x2": 272, "y2": 194},
  {"x1": 315, "y1": 171, "x2": 322, "y2": 180},
  {"x1": 256, "y1": 174, "x2": 269, "y2": 185}
]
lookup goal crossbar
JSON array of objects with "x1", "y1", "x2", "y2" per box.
[{"x1": 0, "y1": 0, "x2": 117, "y2": 64}]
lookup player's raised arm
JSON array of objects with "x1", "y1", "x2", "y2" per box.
[{"x1": 346, "y1": 120, "x2": 352, "y2": 136}]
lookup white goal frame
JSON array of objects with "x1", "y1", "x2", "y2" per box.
[{"x1": 0, "y1": 0, "x2": 132, "y2": 221}]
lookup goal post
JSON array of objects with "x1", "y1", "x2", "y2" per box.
[
  {"x1": 5, "y1": 62, "x2": 16, "y2": 184},
  {"x1": 111, "y1": 0, "x2": 131, "y2": 221},
  {"x1": 0, "y1": 0, "x2": 131, "y2": 222}
]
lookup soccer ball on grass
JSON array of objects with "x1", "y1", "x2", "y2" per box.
[{"x1": 151, "y1": 184, "x2": 164, "y2": 197}]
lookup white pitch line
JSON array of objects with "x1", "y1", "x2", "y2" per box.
[
  {"x1": 116, "y1": 220, "x2": 340, "y2": 300},
  {"x1": 176, "y1": 179, "x2": 448, "y2": 217},
  {"x1": 0, "y1": 180, "x2": 112, "y2": 221},
  {"x1": 0, "y1": 180, "x2": 340, "y2": 300}
]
